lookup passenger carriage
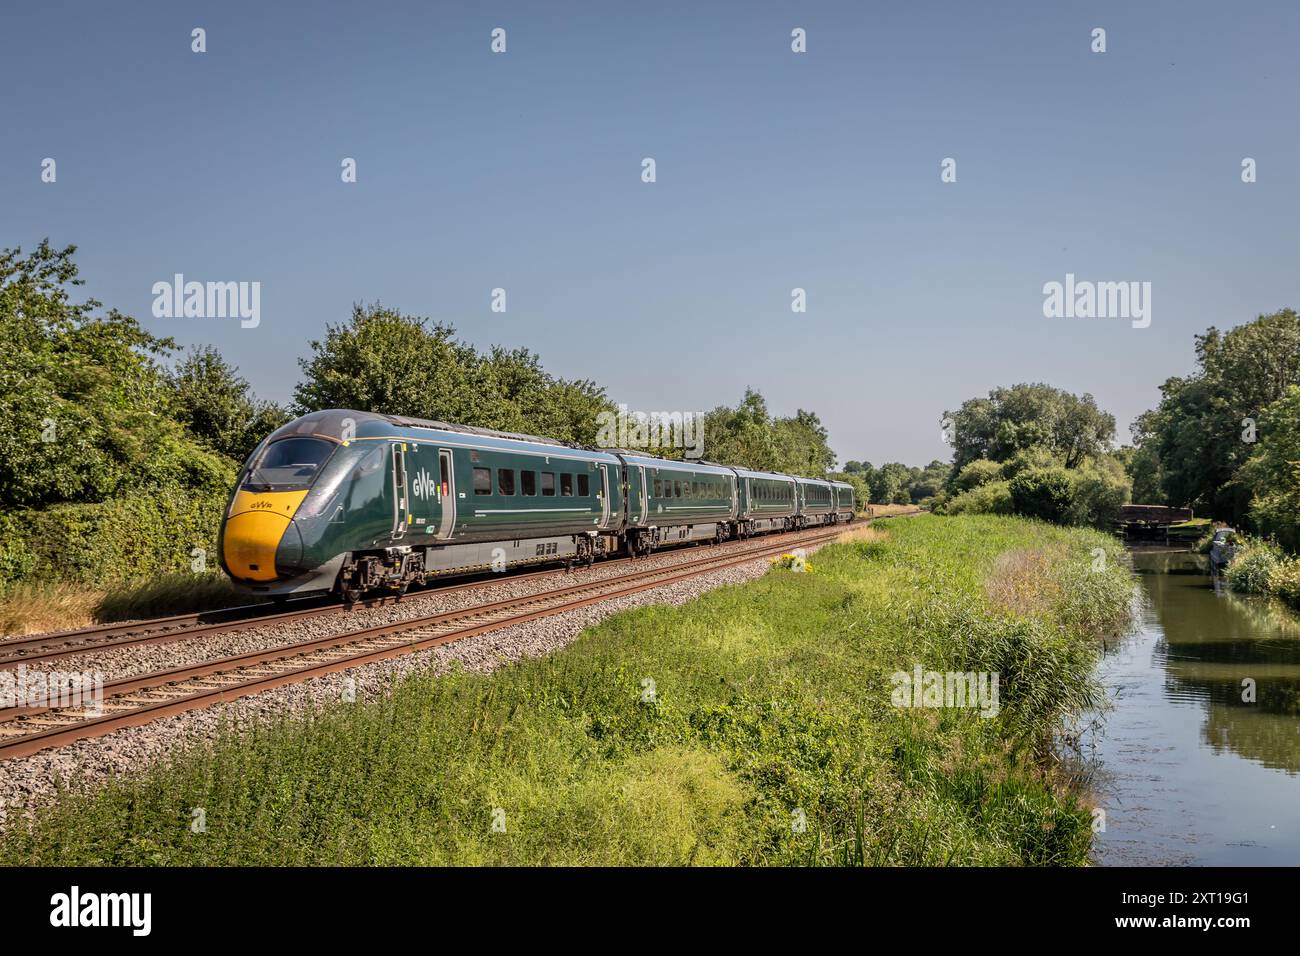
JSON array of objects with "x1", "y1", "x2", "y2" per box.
[
  {"x1": 830, "y1": 480, "x2": 857, "y2": 523},
  {"x1": 732, "y1": 468, "x2": 797, "y2": 537},
  {"x1": 619, "y1": 453, "x2": 738, "y2": 556},
  {"x1": 795, "y1": 477, "x2": 837, "y2": 528},
  {"x1": 220, "y1": 410, "x2": 624, "y2": 599}
]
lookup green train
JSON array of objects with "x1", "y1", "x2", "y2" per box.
[{"x1": 219, "y1": 409, "x2": 855, "y2": 600}]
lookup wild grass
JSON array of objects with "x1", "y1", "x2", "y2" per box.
[
  {"x1": 0, "y1": 515, "x2": 1134, "y2": 866},
  {"x1": 0, "y1": 573, "x2": 256, "y2": 637}
]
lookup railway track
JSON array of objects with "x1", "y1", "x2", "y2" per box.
[
  {"x1": 0, "y1": 525, "x2": 844, "y2": 670},
  {"x1": 0, "y1": 527, "x2": 845, "y2": 760}
]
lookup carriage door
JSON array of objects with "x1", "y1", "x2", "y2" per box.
[
  {"x1": 390, "y1": 442, "x2": 409, "y2": 539},
  {"x1": 638, "y1": 467, "x2": 648, "y2": 524},
  {"x1": 623, "y1": 464, "x2": 645, "y2": 527},
  {"x1": 598, "y1": 464, "x2": 611, "y2": 529},
  {"x1": 435, "y1": 448, "x2": 456, "y2": 539}
]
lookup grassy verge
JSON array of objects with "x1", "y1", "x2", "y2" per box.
[
  {"x1": 863, "y1": 503, "x2": 924, "y2": 518},
  {"x1": 0, "y1": 573, "x2": 257, "y2": 636},
  {"x1": 0, "y1": 515, "x2": 1134, "y2": 866}
]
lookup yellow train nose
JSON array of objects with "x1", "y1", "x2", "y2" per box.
[{"x1": 221, "y1": 490, "x2": 308, "y2": 582}]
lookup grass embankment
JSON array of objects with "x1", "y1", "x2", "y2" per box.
[
  {"x1": 0, "y1": 515, "x2": 1133, "y2": 866},
  {"x1": 0, "y1": 574, "x2": 255, "y2": 636},
  {"x1": 0, "y1": 486, "x2": 251, "y2": 635},
  {"x1": 863, "y1": 503, "x2": 924, "y2": 518}
]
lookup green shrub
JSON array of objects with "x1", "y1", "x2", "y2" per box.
[
  {"x1": 942, "y1": 479, "x2": 1013, "y2": 515},
  {"x1": 0, "y1": 484, "x2": 230, "y2": 589},
  {"x1": 1224, "y1": 538, "x2": 1284, "y2": 594},
  {"x1": 1062, "y1": 458, "x2": 1130, "y2": 527},
  {"x1": 1008, "y1": 468, "x2": 1074, "y2": 523},
  {"x1": 953, "y1": 459, "x2": 1002, "y2": 492},
  {"x1": 1266, "y1": 557, "x2": 1300, "y2": 609}
]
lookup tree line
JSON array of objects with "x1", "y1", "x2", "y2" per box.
[
  {"x1": 0, "y1": 241, "x2": 840, "y2": 519},
  {"x1": 925, "y1": 310, "x2": 1300, "y2": 551}
]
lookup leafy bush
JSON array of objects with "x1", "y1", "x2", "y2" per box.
[
  {"x1": 1224, "y1": 538, "x2": 1285, "y2": 594},
  {"x1": 1008, "y1": 468, "x2": 1075, "y2": 523},
  {"x1": 1241, "y1": 386, "x2": 1300, "y2": 552},
  {"x1": 0, "y1": 483, "x2": 232, "y2": 589},
  {"x1": 1267, "y1": 558, "x2": 1300, "y2": 609},
  {"x1": 1062, "y1": 457, "x2": 1130, "y2": 527},
  {"x1": 942, "y1": 479, "x2": 1013, "y2": 515},
  {"x1": 953, "y1": 459, "x2": 1002, "y2": 492}
]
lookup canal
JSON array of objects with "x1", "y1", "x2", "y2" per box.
[{"x1": 1090, "y1": 546, "x2": 1300, "y2": 865}]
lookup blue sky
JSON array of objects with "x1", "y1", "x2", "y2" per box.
[{"x1": 4, "y1": 1, "x2": 1299, "y2": 466}]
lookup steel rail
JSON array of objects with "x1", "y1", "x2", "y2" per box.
[
  {"x1": 0, "y1": 524, "x2": 848, "y2": 669},
  {"x1": 0, "y1": 528, "x2": 847, "y2": 760}
]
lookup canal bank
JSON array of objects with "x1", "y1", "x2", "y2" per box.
[{"x1": 1090, "y1": 546, "x2": 1300, "y2": 865}]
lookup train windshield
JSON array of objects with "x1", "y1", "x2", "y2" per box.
[{"x1": 243, "y1": 437, "x2": 337, "y2": 492}]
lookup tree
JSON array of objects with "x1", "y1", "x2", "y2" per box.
[
  {"x1": 170, "y1": 346, "x2": 290, "y2": 461},
  {"x1": 699, "y1": 390, "x2": 836, "y2": 476},
  {"x1": 0, "y1": 240, "x2": 232, "y2": 508},
  {"x1": 1134, "y1": 310, "x2": 1300, "y2": 519},
  {"x1": 1240, "y1": 385, "x2": 1300, "y2": 551},
  {"x1": 944, "y1": 383, "x2": 1116, "y2": 478},
  {"x1": 871, "y1": 462, "x2": 913, "y2": 504},
  {"x1": 908, "y1": 459, "x2": 951, "y2": 502},
  {"x1": 293, "y1": 304, "x2": 613, "y2": 444},
  {"x1": 772, "y1": 409, "x2": 836, "y2": 476}
]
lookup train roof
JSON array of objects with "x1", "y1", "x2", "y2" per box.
[
  {"x1": 793, "y1": 475, "x2": 835, "y2": 485},
  {"x1": 616, "y1": 453, "x2": 737, "y2": 475},
  {"x1": 732, "y1": 467, "x2": 796, "y2": 482},
  {"x1": 269, "y1": 410, "x2": 621, "y2": 461}
]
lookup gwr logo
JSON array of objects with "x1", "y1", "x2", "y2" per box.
[{"x1": 411, "y1": 468, "x2": 437, "y2": 500}]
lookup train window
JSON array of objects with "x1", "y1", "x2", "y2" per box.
[
  {"x1": 652, "y1": 478, "x2": 661, "y2": 497},
  {"x1": 498, "y1": 469, "x2": 515, "y2": 496},
  {"x1": 672, "y1": 480, "x2": 681, "y2": 497},
  {"x1": 560, "y1": 473, "x2": 573, "y2": 496},
  {"x1": 522, "y1": 471, "x2": 536, "y2": 496},
  {"x1": 473, "y1": 468, "x2": 491, "y2": 495},
  {"x1": 541, "y1": 472, "x2": 556, "y2": 496},
  {"x1": 578, "y1": 474, "x2": 589, "y2": 496},
  {"x1": 343, "y1": 444, "x2": 387, "y2": 514},
  {"x1": 244, "y1": 436, "x2": 335, "y2": 491},
  {"x1": 683, "y1": 481, "x2": 692, "y2": 499}
]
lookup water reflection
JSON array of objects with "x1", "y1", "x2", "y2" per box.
[{"x1": 1090, "y1": 547, "x2": 1300, "y2": 865}]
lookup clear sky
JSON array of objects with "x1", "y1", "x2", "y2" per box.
[{"x1": 5, "y1": 1, "x2": 1299, "y2": 467}]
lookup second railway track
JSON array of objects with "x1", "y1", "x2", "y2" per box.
[
  {"x1": 0, "y1": 524, "x2": 845, "y2": 670},
  {"x1": 0, "y1": 526, "x2": 845, "y2": 760}
]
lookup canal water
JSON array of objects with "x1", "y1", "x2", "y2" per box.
[{"x1": 1088, "y1": 547, "x2": 1300, "y2": 865}]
